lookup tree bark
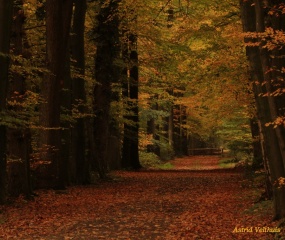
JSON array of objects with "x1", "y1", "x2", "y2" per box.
[
  {"x1": 0, "y1": 0, "x2": 13, "y2": 204},
  {"x1": 122, "y1": 30, "x2": 141, "y2": 169},
  {"x1": 39, "y1": 0, "x2": 73, "y2": 188},
  {"x1": 7, "y1": 0, "x2": 32, "y2": 198},
  {"x1": 173, "y1": 104, "x2": 187, "y2": 156},
  {"x1": 168, "y1": 104, "x2": 174, "y2": 153},
  {"x1": 240, "y1": 0, "x2": 285, "y2": 219},
  {"x1": 250, "y1": 119, "x2": 263, "y2": 169},
  {"x1": 254, "y1": 0, "x2": 285, "y2": 219},
  {"x1": 146, "y1": 98, "x2": 160, "y2": 156},
  {"x1": 70, "y1": 0, "x2": 89, "y2": 184},
  {"x1": 60, "y1": 50, "x2": 72, "y2": 186},
  {"x1": 93, "y1": 0, "x2": 121, "y2": 178}
]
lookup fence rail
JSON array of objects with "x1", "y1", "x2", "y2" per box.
[{"x1": 187, "y1": 148, "x2": 223, "y2": 156}]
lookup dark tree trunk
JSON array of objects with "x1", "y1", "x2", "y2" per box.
[
  {"x1": 7, "y1": 0, "x2": 32, "y2": 198},
  {"x1": 60, "y1": 50, "x2": 72, "y2": 186},
  {"x1": 250, "y1": 119, "x2": 263, "y2": 169},
  {"x1": 250, "y1": 117, "x2": 272, "y2": 198},
  {"x1": 168, "y1": 104, "x2": 174, "y2": 154},
  {"x1": 146, "y1": 98, "x2": 160, "y2": 156},
  {"x1": 257, "y1": 119, "x2": 273, "y2": 199},
  {"x1": 122, "y1": 48, "x2": 141, "y2": 169},
  {"x1": 0, "y1": 0, "x2": 13, "y2": 204},
  {"x1": 93, "y1": 0, "x2": 121, "y2": 178},
  {"x1": 39, "y1": 0, "x2": 73, "y2": 189},
  {"x1": 146, "y1": 117, "x2": 155, "y2": 153},
  {"x1": 70, "y1": 0, "x2": 89, "y2": 184},
  {"x1": 162, "y1": 97, "x2": 175, "y2": 161},
  {"x1": 107, "y1": 2, "x2": 122, "y2": 171},
  {"x1": 267, "y1": 3, "x2": 285, "y2": 169},
  {"x1": 254, "y1": 0, "x2": 285, "y2": 219},
  {"x1": 240, "y1": 0, "x2": 285, "y2": 219},
  {"x1": 121, "y1": 30, "x2": 141, "y2": 169},
  {"x1": 173, "y1": 104, "x2": 187, "y2": 156}
]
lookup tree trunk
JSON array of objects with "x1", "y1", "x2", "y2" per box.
[
  {"x1": 257, "y1": 119, "x2": 272, "y2": 199},
  {"x1": 267, "y1": 3, "x2": 285, "y2": 170},
  {"x1": 93, "y1": 0, "x2": 121, "y2": 178},
  {"x1": 70, "y1": 0, "x2": 89, "y2": 184},
  {"x1": 60, "y1": 51, "x2": 72, "y2": 186},
  {"x1": 168, "y1": 105, "x2": 174, "y2": 152},
  {"x1": 250, "y1": 119, "x2": 263, "y2": 169},
  {"x1": 173, "y1": 104, "x2": 187, "y2": 156},
  {"x1": 240, "y1": 0, "x2": 285, "y2": 219},
  {"x1": 39, "y1": 0, "x2": 73, "y2": 189},
  {"x1": 254, "y1": 0, "x2": 285, "y2": 219},
  {"x1": 146, "y1": 98, "x2": 160, "y2": 156},
  {"x1": 7, "y1": 0, "x2": 32, "y2": 198},
  {"x1": 121, "y1": 29, "x2": 141, "y2": 169},
  {"x1": 0, "y1": 0, "x2": 13, "y2": 204}
]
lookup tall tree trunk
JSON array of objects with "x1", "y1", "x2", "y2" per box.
[
  {"x1": 250, "y1": 119, "x2": 263, "y2": 169},
  {"x1": 0, "y1": 0, "x2": 13, "y2": 204},
  {"x1": 164, "y1": 94, "x2": 175, "y2": 160},
  {"x1": 39, "y1": 0, "x2": 73, "y2": 189},
  {"x1": 240, "y1": 0, "x2": 285, "y2": 219},
  {"x1": 70, "y1": 0, "x2": 89, "y2": 184},
  {"x1": 146, "y1": 98, "x2": 160, "y2": 156},
  {"x1": 257, "y1": 119, "x2": 272, "y2": 199},
  {"x1": 267, "y1": 3, "x2": 285, "y2": 170},
  {"x1": 168, "y1": 103, "x2": 174, "y2": 154},
  {"x1": 93, "y1": 0, "x2": 121, "y2": 178},
  {"x1": 254, "y1": 0, "x2": 285, "y2": 219},
  {"x1": 122, "y1": 30, "x2": 141, "y2": 169},
  {"x1": 7, "y1": 0, "x2": 32, "y2": 198},
  {"x1": 107, "y1": 2, "x2": 122, "y2": 171},
  {"x1": 60, "y1": 51, "x2": 72, "y2": 186},
  {"x1": 173, "y1": 104, "x2": 187, "y2": 156},
  {"x1": 250, "y1": 117, "x2": 273, "y2": 198}
]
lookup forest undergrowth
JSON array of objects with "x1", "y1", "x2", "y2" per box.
[{"x1": 0, "y1": 156, "x2": 284, "y2": 239}]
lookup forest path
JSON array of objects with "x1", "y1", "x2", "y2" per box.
[
  {"x1": 0, "y1": 157, "x2": 281, "y2": 239},
  {"x1": 170, "y1": 155, "x2": 229, "y2": 170}
]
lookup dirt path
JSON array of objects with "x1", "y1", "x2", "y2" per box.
[
  {"x1": 0, "y1": 156, "x2": 283, "y2": 239},
  {"x1": 170, "y1": 155, "x2": 228, "y2": 170}
]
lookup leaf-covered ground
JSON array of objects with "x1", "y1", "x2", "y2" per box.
[
  {"x1": 170, "y1": 155, "x2": 229, "y2": 170},
  {"x1": 0, "y1": 156, "x2": 284, "y2": 239}
]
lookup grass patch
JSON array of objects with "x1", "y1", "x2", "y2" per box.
[
  {"x1": 139, "y1": 151, "x2": 161, "y2": 168},
  {"x1": 218, "y1": 158, "x2": 236, "y2": 168},
  {"x1": 139, "y1": 151, "x2": 174, "y2": 170},
  {"x1": 157, "y1": 162, "x2": 173, "y2": 170}
]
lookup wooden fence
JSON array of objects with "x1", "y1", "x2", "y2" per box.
[{"x1": 187, "y1": 148, "x2": 223, "y2": 156}]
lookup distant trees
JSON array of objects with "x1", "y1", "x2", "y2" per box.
[
  {"x1": 139, "y1": 0, "x2": 249, "y2": 160},
  {"x1": 240, "y1": 0, "x2": 285, "y2": 219}
]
